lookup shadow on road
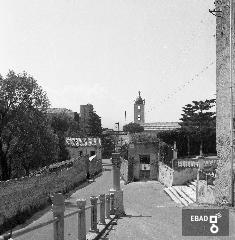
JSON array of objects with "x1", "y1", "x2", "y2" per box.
[
  {"x1": 99, "y1": 219, "x2": 118, "y2": 240},
  {"x1": 124, "y1": 214, "x2": 152, "y2": 218}
]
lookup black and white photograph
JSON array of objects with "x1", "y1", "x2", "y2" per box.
[{"x1": 0, "y1": 0, "x2": 234, "y2": 239}]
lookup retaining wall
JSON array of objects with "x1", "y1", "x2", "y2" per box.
[
  {"x1": 0, "y1": 156, "x2": 102, "y2": 231},
  {"x1": 159, "y1": 162, "x2": 197, "y2": 187}
]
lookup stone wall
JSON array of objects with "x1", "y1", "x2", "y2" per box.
[
  {"x1": 198, "y1": 180, "x2": 216, "y2": 204},
  {"x1": 215, "y1": 0, "x2": 235, "y2": 205},
  {"x1": 173, "y1": 168, "x2": 197, "y2": 186},
  {"x1": 0, "y1": 155, "x2": 102, "y2": 231},
  {"x1": 158, "y1": 162, "x2": 174, "y2": 187},
  {"x1": 159, "y1": 162, "x2": 197, "y2": 187},
  {"x1": 120, "y1": 158, "x2": 128, "y2": 184}
]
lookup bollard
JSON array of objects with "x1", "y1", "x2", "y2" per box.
[
  {"x1": 110, "y1": 193, "x2": 115, "y2": 215},
  {"x1": 77, "y1": 199, "x2": 86, "y2": 240},
  {"x1": 99, "y1": 194, "x2": 106, "y2": 225},
  {"x1": 105, "y1": 194, "x2": 110, "y2": 219},
  {"x1": 90, "y1": 196, "x2": 98, "y2": 232},
  {"x1": 52, "y1": 193, "x2": 65, "y2": 240}
]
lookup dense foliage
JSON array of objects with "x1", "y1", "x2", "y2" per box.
[
  {"x1": 0, "y1": 71, "x2": 58, "y2": 180},
  {"x1": 123, "y1": 122, "x2": 144, "y2": 133},
  {"x1": 157, "y1": 98, "x2": 216, "y2": 157}
]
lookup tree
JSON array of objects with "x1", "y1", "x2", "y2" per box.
[
  {"x1": 179, "y1": 98, "x2": 216, "y2": 156},
  {"x1": 101, "y1": 130, "x2": 115, "y2": 158},
  {"x1": 50, "y1": 113, "x2": 72, "y2": 161},
  {"x1": 123, "y1": 122, "x2": 144, "y2": 133},
  {"x1": 0, "y1": 70, "x2": 56, "y2": 180}
]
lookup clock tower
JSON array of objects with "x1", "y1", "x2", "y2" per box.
[{"x1": 134, "y1": 91, "x2": 145, "y2": 124}]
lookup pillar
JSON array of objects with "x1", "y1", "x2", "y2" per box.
[
  {"x1": 52, "y1": 193, "x2": 65, "y2": 240},
  {"x1": 105, "y1": 194, "x2": 111, "y2": 219},
  {"x1": 109, "y1": 153, "x2": 125, "y2": 217},
  {"x1": 99, "y1": 194, "x2": 106, "y2": 224},
  {"x1": 77, "y1": 199, "x2": 86, "y2": 240},
  {"x1": 90, "y1": 196, "x2": 98, "y2": 233}
]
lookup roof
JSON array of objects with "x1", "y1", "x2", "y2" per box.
[
  {"x1": 66, "y1": 137, "x2": 101, "y2": 147},
  {"x1": 141, "y1": 122, "x2": 181, "y2": 131},
  {"x1": 134, "y1": 91, "x2": 145, "y2": 105}
]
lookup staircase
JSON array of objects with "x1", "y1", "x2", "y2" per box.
[{"x1": 164, "y1": 181, "x2": 197, "y2": 207}]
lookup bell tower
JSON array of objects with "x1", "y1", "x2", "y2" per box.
[{"x1": 134, "y1": 91, "x2": 145, "y2": 124}]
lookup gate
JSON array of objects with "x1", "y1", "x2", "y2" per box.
[{"x1": 139, "y1": 155, "x2": 150, "y2": 180}]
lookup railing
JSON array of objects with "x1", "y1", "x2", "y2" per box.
[{"x1": 0, "y1": 192, "x2": 116, "y2": 240}]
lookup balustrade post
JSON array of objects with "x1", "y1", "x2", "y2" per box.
[
  {"x1": 77, "y1": 199, "x2": 86, "y2": 240},
  {"x1": 52, "y1": 193, "x2": 65, "y2": 240},
  {"x1": 109, "y1": 153, "x2": 125, "y2": 217},
  {"x1": 90, "y1": 196, "x2": 98, "y2": 233},
  {"x1": 110, "y1": 193, "x2": 115, "y2": 215},
  {"x1": 99, "y1": 194, "x2": 106, "y2": 225},
  {"x1": 105, "y1": 194, "x2": 111, "y2": 219}
]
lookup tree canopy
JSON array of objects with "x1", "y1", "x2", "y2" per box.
[
  {"x1": 123, "y1": 122, "x2": 144, "y2": 133},
  {"x1": 0, "y1": 71, "x2": 58, "y2": 180}
]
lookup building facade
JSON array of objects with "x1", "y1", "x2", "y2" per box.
[
  {"x1": 128, "y1": 142, "x2": 159, "y2": 181},
  {"x1": 214, "y1": 0, "x2": 235, "y2": 205},
  {"x1": 66, "y1": 137, "x2": 102, "y2": 160},
  {"x1": 80, "y1": 104, "x2": 94, "y2": 136},
  {"x1": 134, "y1": 91, "x2": 145, "y2": 124}
]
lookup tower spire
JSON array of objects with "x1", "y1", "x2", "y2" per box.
[{"x1": 138, "y1": 91, "x2": 141, "y2": 97}]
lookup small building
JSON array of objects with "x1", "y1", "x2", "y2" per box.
[
  {"x1": 128, "y1": 141, "x2": 159, "y2": 181},
  {"x1": 66, "y1": 137, "x2": 102, "y2": 160},
  {"x1": 141, "y1": 122, "x2": 181, "y2": 133}
]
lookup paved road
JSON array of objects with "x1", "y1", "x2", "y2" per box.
[
  {"x1": 104, "y1": 181, "x2": 235, "y2": 240},
  {"x1": 14, "y1": 159, "x2": 113, "y2": 240}
]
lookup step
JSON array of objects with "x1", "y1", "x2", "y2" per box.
[
  {"x1": 180, "y1": 186, "x2": 196, "y2": 202},
  {"x1": 187, "y1": 183, "x2": 196, "y2": 191},
  {"x1": 164, "y1": 188, "x2": 183, "y2": 206},
  {"x1": 169, "y1": 187, "x2": 189, "y2": 206},
  {"x1": 191, "y1": 181, "x2": 197, "y2": 187},
  {"x1": 173, "y1": 186, "x2": 194, "y2": 204}
]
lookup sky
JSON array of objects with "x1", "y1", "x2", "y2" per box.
[{"x1": 0, "y1": 0, "x2": 216, "y2": 129}]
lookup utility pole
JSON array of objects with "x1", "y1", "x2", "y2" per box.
[{"x1": 230, "y1": 0, "x2": 235, "y2": 206}]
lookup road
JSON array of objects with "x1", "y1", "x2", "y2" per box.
[
  {"x1": 13, "y1": 159, "x2": 113, "y2": 240},
  {"x1": 103, "y1": 181, "x2": 235, "y2": 240}
]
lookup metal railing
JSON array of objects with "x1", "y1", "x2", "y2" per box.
[{"x1": 0, "y1": 192, "x2": 115, "y2": 240}]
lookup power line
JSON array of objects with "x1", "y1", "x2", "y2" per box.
[{"x1": 146, "y1": 61, "x2": 215, "y2": 114}]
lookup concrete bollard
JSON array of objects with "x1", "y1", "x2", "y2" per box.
[
  {"x1": 90, "y1": 196, "x2": 98, "y2": 232},
  {"x1": 105, "y1": 194, "x2": 111, "y2": 219},
  {"x1": 52, "y1": 193, "x2": 65, "y2": 240},
  {"x1": 99, "y1": 194, "x2": 106, "y2": 225},
  {"x1": 77, "y1": 199, "x2": 86, "y2": 240},
  {"x1": 110, "y1": 193, "x2": 115, "y2": 215}
]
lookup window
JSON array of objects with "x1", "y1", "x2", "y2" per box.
[
  {"x1": 90, "y1": 151, "x2": 96, "y2": 156},
  {"x1": 138, "y1": 105, "x2": 141, "y2": 110},
  {"x1": 79, "y1": 151, "x2": 83, "y2": 156},
  {"x1": 137, "y1": 114, "x2": 141, "y2": 121},
  {"x1": 139, "y1": 155, "x2": 150, "y2": 164}
]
